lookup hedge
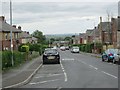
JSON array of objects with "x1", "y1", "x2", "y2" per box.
[{"x1": 2, "y1": 51, "x2": 26, "y2": 70}]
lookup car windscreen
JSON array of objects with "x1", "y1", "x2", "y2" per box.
[{"x1": 44, "y1": 50, "x2": 58, "y2": 54}]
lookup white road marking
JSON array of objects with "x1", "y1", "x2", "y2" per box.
[
  {"x1": 57, "y1": 87, "x2": 62, "y2": 90},
  {"x1": 60, "y1": 61, "x2": 67, "y2": 82},
  {"x1": 62, "y1": 58, "x2": 74, "y2": 61},
  {"x1": 108, "y1": 63, "x2": 112, "y2": 64},
  {"x1": 101, "y1": 71, "x2": 118, "y2": 79},
  {"x1": 34, "y1": 73, "x2": 63, "y2": 78},
  {"x1": 89, "y1": 65, "x2": 98, "y2": 70},
  {"x1": 79, "y1": 61, "x2": 118, "y2": 79},
  {"x1": 80, "y1": 61, "x2": 87, "y2": 65},
  {"x1": 29, "y1": 79, "x2": 60, "y2": 85}
]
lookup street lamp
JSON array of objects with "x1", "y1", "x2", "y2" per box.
[
  {"x1": 10, "y1": 0, "x2": 14, "y2": 66},
  {"x1": 86, "y1": 19, "x2": 96, "y2": 53}
]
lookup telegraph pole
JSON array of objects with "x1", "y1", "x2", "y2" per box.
[{"x1": 10, "y1": 0, "x2": 14, "y2": 66}]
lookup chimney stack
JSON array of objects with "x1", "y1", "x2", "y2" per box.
[
  {"x1": 13, "y1": 25, "x2": 16, "y2": 28},
  {"x1": 27, "y1": 32, "x2": 29, "y2": 34},
  {"x1": 0, "y1": 16, "x2": 5, "y2": 22},
  {"x1": 18, "y1": 26, "x2": 21, "y2": 30}
]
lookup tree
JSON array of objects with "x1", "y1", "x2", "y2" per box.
[
  {"x1": 64, "y1": 37, "x2": 72, "y2": 41},
  {"x1": 32, "y1": 30, "x2": 46, "y2": 44}
]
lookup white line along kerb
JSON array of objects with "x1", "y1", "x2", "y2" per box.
[{"x1": 60, "y1": 61, "x2": 67, "y2": 82}]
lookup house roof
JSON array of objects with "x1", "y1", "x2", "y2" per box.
[
  {"x1": 20, "y1": 31, "x2": 32, "y2": 38},
  {"x1": 100, "y1": 22, "x2": 111, "y2": 32},
  {"x1": 0, "y1": 21, "x2": 22, "y2": 33},
  {"x1": 89, "y1": 28, "x2": 100, "y2": 37},
  {"x1": 32, "y1": 37, "x2": 37, "y2": 41}
]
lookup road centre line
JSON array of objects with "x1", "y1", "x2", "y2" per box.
[
  {"x1": 89, "y1": 65, "x2": 98, "y2": 70},
  {"x1": 29, "y1": 79, "x2": 60, "y2": 85},
  {"x1": 101, "y1": 71, "x2": 118, "y2": 79},
  {"x1": 78, "y1": 60, "x2": 118, "y2": 79}
]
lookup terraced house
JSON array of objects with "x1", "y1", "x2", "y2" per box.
[{"x1": 0, "y1": 16, "x2": 22, "y2": 51}]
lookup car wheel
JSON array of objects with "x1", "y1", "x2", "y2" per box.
[
  {"x1": 43, "y1": 61, "x2": 46, "y2": 64},
  {"x1": 57, "y1": 61, "x2": 60, "y2": 64},
  {"x1": 118, "y1": 59, "x2": 120, "y2": 65},
  {"x1": 113, "y1": 59, "x2": 116, "y2": 64},
  {"x1": 102, "y1": 58, "x2": 105, "y2": 61},
  {"x1": 107, "y1": 58, "x2": 110, "y2": 62}
]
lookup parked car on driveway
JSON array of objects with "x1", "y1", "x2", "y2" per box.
[
  {"x1": 43, "y1": 49, "x2": 60, "y2": 64},
  {"x1": 102, "y1": 49, "x2": 120, "y2": 63},
  {"x1": 71, "y1": 46, "x2": 80, "y2": 53}
]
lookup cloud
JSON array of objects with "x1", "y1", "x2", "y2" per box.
[{"x1": 1, "y1": 2, "x2": 118, "y2": 34}]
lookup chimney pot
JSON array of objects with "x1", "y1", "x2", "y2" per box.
[
  {"x1": 0, "y1": 16, "x2": 5, "y2": 21},
  {"x1": 27, "y1": 32, "x2": 29, "y2": 34},
  {"x1": 18, "y1": 26, "x2": 21, "y2": 30},
  {"x1": 13, "y1": 25, "x2": 16, "y2": 28}
]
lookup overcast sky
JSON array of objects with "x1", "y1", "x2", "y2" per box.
[{"x1": 1, "y1": 0, "x2": 119, "y2": 35}]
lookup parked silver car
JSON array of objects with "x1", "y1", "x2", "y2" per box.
[{"x1": 112, "y1": 49, "x2": 120, "y2": 64}]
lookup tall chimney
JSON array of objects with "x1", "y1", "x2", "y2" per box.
[
  {"x1": 18, "y1": 26, "x2": 21, "y2": 30},
  {"x1": 27, "y1": 32, "x2": 29, "y2": 34},
  {"x1": 13, "y1": 25, "x2": 16, "y2": 28},
  {"x1": 0, "y1": 16, "x2": 5, "y2": 21}
]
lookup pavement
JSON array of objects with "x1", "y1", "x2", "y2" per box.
[
  {"x1": 1, "y1": 51, "x2": 102, "y2": 89},
  {"x1": 80, "y1": 51, "x2": 102, "y2": 58},
  {"x1": 2, "y1": 56, "x2": 43, "y2": 89}
]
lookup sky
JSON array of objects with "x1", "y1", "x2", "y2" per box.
[{"x1": 1, "y1": 0, "x2": 119, "y2": 35}]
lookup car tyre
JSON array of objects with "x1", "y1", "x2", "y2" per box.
[
  {"x1": 118, "y1": 59, "x2": 120, "y2": 65},
  {"x1": 107, "y1": 58, "x2": 110, "y2": 62},
  {"x1": 113, "y1": 59, "x2": 116, "y2": 64},
  {"x1": 102, "y1": 58, "x2": 105, "y2": 61}
]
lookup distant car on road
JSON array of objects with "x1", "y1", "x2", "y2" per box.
[
  {"x1": 71, "y1": 46, "x2": 80, "y2": 53},
  {"x1": 43, "y1": 49, "x2": 60, "y2": 64},
  {"x1": 65, "y1": 46, "x2": 69, "y2": 50},
  {"x1": 60, "y1": 46, "x2": 66, "y2": 51}
]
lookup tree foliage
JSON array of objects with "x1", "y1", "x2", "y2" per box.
[{"x1": 32, "y1": 30, "x2": 46, "y2": 44}]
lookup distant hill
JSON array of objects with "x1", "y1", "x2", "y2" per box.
[{"x1": 45, "y1": 34, "x2": 75, "y2": 39}]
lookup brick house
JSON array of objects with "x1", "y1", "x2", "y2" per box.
[
  {"x1": 0, "y1": 16, "x2": 22, "y2": 51},
  {"x1": 86, "y1": 29, "x2": 93, "y2": 43},
  {"x1": 20, "y1": 31, "x2": 32, "y2": 44},
  {"x1": 111, "y1": 17, "x2": 118, "y2": 48},
  {"x1": 117, "y1": 16, "x2": 120, "y2": 48},
  {"x1": 79, "y1": 33, "x2": 86, "y2": 44},
  {"x1": 98, "y1": 22, "x2": 112, "y2": 45},
  {"x1": 19, "y1": 31, "x2": 38, "y2": 44}
]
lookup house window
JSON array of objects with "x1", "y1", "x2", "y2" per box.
[
  {"x1": 5, "y1": 33, "x2": 8, "y2": 40},
  {"x1": 14, "y1": 33, "x2": 18, "y2": 39}
]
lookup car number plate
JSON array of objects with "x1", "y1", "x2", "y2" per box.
[{"x1": 48, "y1": 56, "x2": 55, "y2": 59}]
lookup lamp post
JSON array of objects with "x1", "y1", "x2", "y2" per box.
[
  {"x1": 86, "y1": 19, "x2": 96, "y2": 53},
  {"x1": 10, "y1": 0, "x2": 14, "y2": 66}
]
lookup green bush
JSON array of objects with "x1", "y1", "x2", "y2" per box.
[
  {"x1": 2, "y1": 51, "x2": 12, "y2": 69},
  {"x1": 2, "y1": 51, "x2": 26, "y2": 70}
]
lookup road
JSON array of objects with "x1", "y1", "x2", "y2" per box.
[{"x1": 20, "y1": 49, "x2": 118, "y2": 88}]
